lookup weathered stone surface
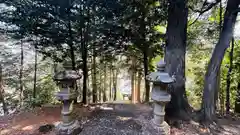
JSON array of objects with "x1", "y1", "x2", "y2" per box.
[
  {"x1": 147, "y1": 72, "x2": 175, "y2": 83},
  {"x1": 150, "y1": 121, "x2": 170, "y2": 135},
  {"x1": 151, "y1": 86, "x2": 171, "y2": 102},
  {"x1": 147, "y1": 59, "x2": 173, "y2": 134},
  {"x1": 54, "y1": 70, "x2": 81, "y2": 81},
  {"x1": 56, "y1": 92, "x2": 76, "y2": 100},
  {"x1": 56, "y1": 120, "x2": 82, "y2": 135},
  {"x1": 137, "y1": 116, "x2": 170, "y2": 135},
  {"x1": 53, "y1": 62, "x2": 82, "y2": 135}
]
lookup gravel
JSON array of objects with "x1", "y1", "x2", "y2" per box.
[{"x1": 79, "y1": 104, "x2": 158, "y2": 135}]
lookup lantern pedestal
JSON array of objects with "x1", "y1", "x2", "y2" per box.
[
  {"x1": 56, "y1": 120, "x2": 82, "y2": 135},
  {"x1": 150, "y1": 84, "x2": 171, "y2": 135},
  {"x1": 149, "y1": 120, "x2": 170, "y2": 135},
  {"x1": 56, "y1": 92, "x2": 82, "y2": 135}
]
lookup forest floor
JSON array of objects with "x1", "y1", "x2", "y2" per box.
[{"x1": 0, "y1": 102, "x2": 240, "y2": 135}]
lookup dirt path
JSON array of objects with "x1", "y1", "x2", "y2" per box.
[
  {"x1": 79, "y1": 103, "x2": 154, "y2": 135},
  {"x1": 1, "y1": 103, "x2": 240, "y2": 135}
]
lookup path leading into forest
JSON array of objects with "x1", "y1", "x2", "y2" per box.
[
  {"x1": 79, "y1": 103, "x2": 155, "y2": 135},
  {"x1": 0, "y1": 102, "x2": 240, "y2": 135}
]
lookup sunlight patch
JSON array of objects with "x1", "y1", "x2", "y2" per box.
[
  {"x1": 22, "y1": 125, "x2": 35, "y2": 131},
  {"x1": 117, "y1": 116, "x2": 132, "y2": 121},
  {"x1": 12, "y1": 125, "x2": 21, "y2": 129},
  {"x1": 0, "y1": 129, "x2": 11, "y2": 134},
  {"x1": 53, "y1": 121, "x2": 61, "y2": 126},
  {"x1": 100, "y1": 106, "x2": 114, "y2": 110}
]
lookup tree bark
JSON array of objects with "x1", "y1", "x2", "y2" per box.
[
  {"x1": 109, "y1": 66, "x2": 112, "y2": 101},
  {"x1": 81, "y1": 2, "x2": 89, "y2": 104},
  {"x1": 139, "y1": 6, "x2": 150, "y2": 102},
  {"x1": 0, "y1": 64, "x2": 8, "y2": 115},
  {"x1": 137, "y1": 71, "x2": 141, "y2": 103},
  {"x1": 131, "y1": 69, "x2": 136, "y2": 103},
  {"x1": 215, "y1": 0, "x2": 223, "y2": 112},
  {"x1": 103, "y1": 62, "x2": 107, "y2": 102},
  {"x1": 33, "y1": 43, "x2": 37, "y2": 100},
  {"x1": 19, "y1": 40, "x2": 24, "y2": 107},
  {"x1": 68, "y1": 15, "x2": 76, "y2": 70},
  {"x1": 143, "y1": 51, "x2": 150, "y2": 102},
  {"x1": 235, "y1": 82, "x2": 240, "y2": 113},
  {"x1": 219, "y1": 84, "x2": 225, "y2": 114},
  {"x1": 225, "y1": 37, "x2": 234, "y2": 114},
  {"x1": 131, "y1": 57, "x2": 138, "y2": 103},
  {"x1": 98, "y1": 70, "x2": 102, "y2": 102},
  {"x1": 165, "y1": 0, "x2": 190, "y2": 119},
  {"x1": 53, "y1": 62, "x2": 57, "y2": 74},
  {"x1": 81, "y1": 28, "x2": 88, "y2": 104},
  {"x1": 67, "y1": 2, "x2": 78, "y2": 104},
  {"x1": 113, "y1": 69, "x2": 118, "y2": 101},
  {"x1": 92, "y1": 44, "x2": 97, "y2": 103},
  {"x1": 201, "y1": 0, "x2": 240, "y2": 122}
]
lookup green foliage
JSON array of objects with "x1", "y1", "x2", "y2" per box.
[
  {"x1": 0, "y1": 0, "x2": 239, "y2": 115},
  {"x1": 34, "y1": 75, "x2": 58, "y2": 105}
]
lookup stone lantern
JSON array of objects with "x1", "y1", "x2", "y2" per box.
[
  {"x1": 54, "y1": 61, "x2": 82, "y2": 135},
  {"x1": 146, "y1": 59, "x2": 174, "y2": 135}
]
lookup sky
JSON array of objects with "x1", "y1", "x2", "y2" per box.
[{"x1": 234, "y1": 17, "x2": 240, "y2": 38}]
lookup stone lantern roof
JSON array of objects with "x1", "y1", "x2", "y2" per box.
[
  {"x1": 53, "y1": 61, "x2": 81, "y2": 81},
  {"x1": 54, "y1": 70, "x2": 81, "y2": 81},
  {"x1": 147, "y1": 59, "x2": 174, "y2": 83}
]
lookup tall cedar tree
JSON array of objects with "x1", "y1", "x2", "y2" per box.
[
  {"x1": 201, "y1": 0, "x2": 240, "y2": 122},
  {"x1": 0, "y1": 64, "x2": 8, "y2": 115},
  {"x1": 165, "y1": 0, "x2": 191, "y2": 119},
  {"x1": 225, "y1": 37, "x2": 235, "y2": 114}
]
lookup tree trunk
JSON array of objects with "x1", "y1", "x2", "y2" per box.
[
  {"x1": 87, "y1": 77, "x2": 91, "y2": 103},
  {"x1": 220, "y1": 85, "x2": 225, "y2": 114},
  {"x1": 113, "y1": 69, "x2": 118, "y2": 101},
  {"x1": 99, "y1": 71, "x2": 102, "y2": 103},
  {"x1": 68, "y1": 19, "x2": 76, "y2": 70},
  {"x1": 131, "y1": 57, "x2": 137, "y2": 103},
  {"x1": 103, "y1": 63, "x2": 107, "y2": 102},
  {"x1": 165, "y1": 0, "x2": 190, "y2": 119},
  {"x1": 215, "y1": 0, "x2": 223, "y2": 112},
  {"x1": 109, "y1": 66, "x2": 112, "y2": 101},
  {"x1": 143, "y1": 51, "x2": 150, "y2": 102},
  {"x1": 81, "y1": 3, "x2": 89, "y2": 104},
  {"x1": 215, "y1": 70, "x2": 220, "y2": 111},
  {"x1": 235, "y1": 82, "x2": 240, "y2": 113},
  {"x1": 137, "y1": 71, "x2": 141, "y2": 103},
  {"x1": 81, "y1": 30, "x2": 87, "y2": 104},
  {"x1": 19, "y1": 41, "x2": 24, "y2": 107},
  {"x1": 225, "y1": 37, "x2": 234, "y2": 114},
  {"x1": 92, "y1": 44, "x2": 97, "y2": 103},
  {"x1": 53, "y1": 62, "x2": 57, "y2": 74},
  {"x1": 0, "y1": 64, "x2": 8, "y2": 115},
  {"x1": 33, "y1": 43, "x2": 37, "y2": 100},
  {"x1": 139, "y1": 6, "x2": 150, "y2": 102},
  {"x1": 201, "y1": 0, "x2": 239, "y2": 122},
  {"x1": 131, "y1": 69, "x2": 136, "y2": 103},
  {"x1": 67, "y1": 4, "x2": 78, "y2": 104}
]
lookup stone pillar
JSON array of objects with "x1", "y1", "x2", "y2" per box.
[
  {"x1": 54, "y1": 62, "x2": 82, "y2": 135},
  {"x1": 147, "y1": 59, "x2": 174, "y2": 135}
]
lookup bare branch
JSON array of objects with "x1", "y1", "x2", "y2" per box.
[
  {"x1": 189, "y1": 0, "x2": 221, "y2": 14},
  {"x1": 188, "y1": 0, "x2": 221, "y2": 26}
]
